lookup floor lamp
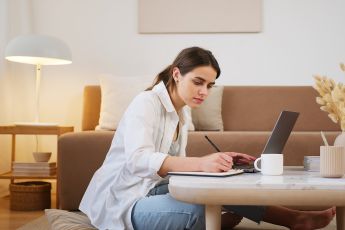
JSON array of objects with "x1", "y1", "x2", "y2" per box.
[{"x1": 5, "y1": 34, "x2": 72, "y2": 125}]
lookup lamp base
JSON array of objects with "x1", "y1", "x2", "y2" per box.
[{"x1": 14, "y1": 122, "x2": 58, "y2": 127}]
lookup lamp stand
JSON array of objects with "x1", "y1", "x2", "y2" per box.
[
  {"x1": 35, "y1": 64, "x2": 41, "y2": 123},
  {"x1": 14, "y1": 64, "x2": 57, "y2": 127}
]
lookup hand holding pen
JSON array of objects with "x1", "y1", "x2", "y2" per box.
[{"x1": 204, "y1": 135, "x2": 255, "y2": 166}]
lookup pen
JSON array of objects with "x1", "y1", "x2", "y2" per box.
[{"x1": 204, "y1": 135, "x2": 221, "y2": 152}]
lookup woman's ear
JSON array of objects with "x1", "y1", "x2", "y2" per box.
[{"x1": 172, "y1": 67, "x2": 181, "y2": 82}]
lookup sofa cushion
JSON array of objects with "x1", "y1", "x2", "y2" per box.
[
  {"x1": 221, "y1": 86, "x2": 340, "y2": 131},
  {"x1": 96, "y1": 74, "x2": 153, "y2": 130},
  {"x1": 192, "y1": 85, "x2": 224, "y2": 131},
  {"x1": 45, "y1": 209, "x2": 96, "y2": 230}
]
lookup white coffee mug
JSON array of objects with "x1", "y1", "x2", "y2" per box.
[{"x1": 254, "y1": 154, "x2": 283, "y2": 175}]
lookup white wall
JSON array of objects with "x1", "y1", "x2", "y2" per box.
[
  {"x1": 9, "y1": 0, "x2": 345, "y2": 128},
  {"x1": 28, "y1": 0, "x2": 345, "y2": 121},
  {"x1": 0, "y1": 0, "x2": 345, "y2": 194}
]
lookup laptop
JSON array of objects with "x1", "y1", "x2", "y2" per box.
[{"x1": 234, "y1": 110, "x2": 299, "y2": 173}]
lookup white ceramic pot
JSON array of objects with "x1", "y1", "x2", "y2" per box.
[{"x1": 334, "y1": 132, "x2": 345, "y2": 146}]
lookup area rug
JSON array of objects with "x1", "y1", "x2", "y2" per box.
[{"x1": 18, "y1": 215, "x2": 336, "y2": 230}]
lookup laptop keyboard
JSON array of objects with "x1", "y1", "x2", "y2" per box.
[{"x1": 233, "y1": 164, "x2": 258, "y2": 173}]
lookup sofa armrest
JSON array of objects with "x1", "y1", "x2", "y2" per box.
[{"x1": 58, "y1": 131, "x2": 114, "y2": 210}]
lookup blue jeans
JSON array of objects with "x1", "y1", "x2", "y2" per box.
[{"x1": 131, "y1": 182, "x2": 266, "y2": 230}]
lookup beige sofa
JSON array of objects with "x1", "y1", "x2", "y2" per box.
[{"x1": 58, "y1": 85, "x2": 340, "y2": 211}]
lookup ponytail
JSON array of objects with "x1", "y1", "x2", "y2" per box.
[{"x1": 146, "y1": 65, "x2": 174, "y2": 90}]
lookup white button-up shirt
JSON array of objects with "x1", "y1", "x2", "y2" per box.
[{"x1": 79, "y1": 82, "x2": 190, "y2": 230}]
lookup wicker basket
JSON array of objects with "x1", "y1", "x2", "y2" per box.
[{"x1": 9, "y1": 181, "x2": 51, "y2": 211}]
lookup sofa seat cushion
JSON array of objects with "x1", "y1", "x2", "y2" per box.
[{"x1": 186, "y1": 131, "x2": 340, "y2": 165}]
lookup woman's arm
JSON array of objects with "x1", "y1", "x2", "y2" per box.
[{"x1": 158, "y1": 152, "x2": 255, "y2": 177}]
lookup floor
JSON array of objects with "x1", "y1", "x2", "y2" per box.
[
  {"x1": 0, "y1": 192, "x2": 337, "y2": 230},
  {"x1": 0, "y1": 192, "x2": 55, "y2": 230}
]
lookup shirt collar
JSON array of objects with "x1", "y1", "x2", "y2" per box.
[
  {"x1": 152, "y1": 81, "x2": 175, "y2": 113},
  {"x1": 152, "y1": 82, "x2": 187, "y2": 125}
]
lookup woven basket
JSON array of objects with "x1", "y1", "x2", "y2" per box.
[{"x1": 9, "y1": 181, "x2": 51, "y2": 211}]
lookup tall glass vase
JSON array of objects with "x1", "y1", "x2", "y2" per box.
[{"x1": 334, "y1": 132, "x2": 345, "y2": 146}]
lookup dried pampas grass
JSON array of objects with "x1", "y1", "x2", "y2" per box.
[{"x1": 313, "y1": 63, "x2": 345, "y2": 130}]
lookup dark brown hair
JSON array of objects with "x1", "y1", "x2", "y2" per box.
[{"x1": 147, "y1": 47, "x2": 220, "y2": 91}]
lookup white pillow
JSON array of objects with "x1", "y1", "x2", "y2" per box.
[
  {"x1": 191, "y1": 86, "x2": 224, "y2": 131},
  {"x1": 96, "y1": 74, "x2": 153, "y2": 130}
]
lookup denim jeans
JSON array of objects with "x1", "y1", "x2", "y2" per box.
[{"x1": 131, "y1": 181, "x2": 266, "y2": 230}]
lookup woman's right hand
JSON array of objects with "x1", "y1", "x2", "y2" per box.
[
  {"x1": 199, "y1": 152, "x2": 234, "y2": 172},
  {"x1": 199, "y1": 152, "x2": 256, "y2": 172}
]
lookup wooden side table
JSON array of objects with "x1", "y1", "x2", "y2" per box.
[{"x1": 0, "y1": 125, "x2": 74, "y2": 208}]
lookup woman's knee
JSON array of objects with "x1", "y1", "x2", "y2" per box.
[{"x1": 184, "y1": 204, "x2": 205, "y2": 230}]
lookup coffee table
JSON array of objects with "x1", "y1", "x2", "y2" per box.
[{"x1": 169, "y1": 167, "x2": 345, "y2": 230}]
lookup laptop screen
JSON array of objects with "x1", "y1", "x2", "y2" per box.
[{"x1": 262, "y1": 110, "x2": 299, "y2": 154}]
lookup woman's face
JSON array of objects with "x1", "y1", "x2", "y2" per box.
[{"x1": 172, "y1": 66, "x2": 217, "y2": 109}]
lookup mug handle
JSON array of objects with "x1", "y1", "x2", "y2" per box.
[{"x1": 254, "y1": 157, "x2": 262, "y2": 171}]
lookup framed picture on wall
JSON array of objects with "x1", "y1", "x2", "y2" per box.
[{"x1": 138, "y1": 0, "x2": 262, "y2": 33}]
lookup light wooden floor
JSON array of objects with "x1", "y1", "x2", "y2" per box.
[{"x1": 0, "y1": 193, "x2": 55, "y2": 230}]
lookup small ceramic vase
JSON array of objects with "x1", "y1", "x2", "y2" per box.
[{"x1": 334, "y1": 132, "x2": 345, "y2": 146}]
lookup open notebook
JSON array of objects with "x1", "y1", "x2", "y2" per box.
[{"x1": 167, "y1": 169, "x2": 244, "y2": 177}]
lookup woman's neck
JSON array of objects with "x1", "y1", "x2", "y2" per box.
[{"x1": 168, "y1": 87, "x2": 185, "y2": 112}]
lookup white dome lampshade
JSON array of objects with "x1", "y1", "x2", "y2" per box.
[
  {"x1": 5, "y1": 34, "x2": 72, "y2": 125},
  {"x1": 5, "y1": 34, "x2": 72, "y2": 65}
]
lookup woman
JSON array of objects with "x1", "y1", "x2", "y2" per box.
[{"x1": 80, "y1": 47, "x2": 335, "y2": 230}]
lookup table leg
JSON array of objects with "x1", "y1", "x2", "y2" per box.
[
  {"x1": 205, "y1": 205, "x2": 221, "y2": 230},
  {"x1": 10, "y1": 134, "x2": 16, "y2": 184},
  {"x1": 56, "y1": 180, "x2": 59, "y2": 209},
  {"x1": 337, "y1": 207, "x2": 345, "y2": 230}
]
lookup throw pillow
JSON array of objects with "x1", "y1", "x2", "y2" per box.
[
  {"x1": 96, "y1": 74, "x2": 153, "y2": 130},
  {"x1": 191, "y1": 85, "x2": 224, "y2": 131},
  {"x1": 45, "y1": 209, "x2": 97, "y2": 230},
  {"x1": 97, "y1": 74, "x2": 196, "y2": 131}
]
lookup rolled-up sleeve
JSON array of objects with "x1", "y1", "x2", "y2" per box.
[{"x1": 123, "y1": 93, "x2": 168, "y2": 179}]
